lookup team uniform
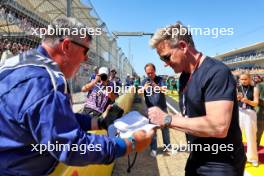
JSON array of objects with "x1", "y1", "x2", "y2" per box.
[{"x1": 0, "y1": 46, "x2": 126, "y2": 176}]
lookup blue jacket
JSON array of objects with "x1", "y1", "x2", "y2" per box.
[{"x1": 0, "y1": 47, "x2": 126, "y2": 176}]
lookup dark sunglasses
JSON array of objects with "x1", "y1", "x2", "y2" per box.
[
  {"x1": 160, "y1": 53, "x2": 171, "y2": 62},
  {"x1": 70, "y1": 40, "x2": 90, "y2": 56},
  {"x1": 60, "y1": 38, "x2": 90, "y2": 56}
]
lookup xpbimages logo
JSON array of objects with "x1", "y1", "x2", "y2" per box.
[
  {"x1": 95, "y1": 85, "x2": 167, "y2": 96},
  {"x1": 163, "y1": 142, "x2": 234, "y2": 155},
  {"x1": 163, "y1": 25, "x2": 234, "y2": 38},
  {"x1": 31, "y1": 25, "x2": 102, "y2": 38},
  {"x1": 31, "y1": 141, "x2": 102, "y2": 155}
]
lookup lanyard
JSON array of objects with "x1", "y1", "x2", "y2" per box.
[
  {"x1": 182, "y1": 53, "x2": 203, "y2": 117},
  {"x1": 115, "y1": 132, "x2": 137, "y2": 173},
  {"x1": 241, "y1": 85, "x2": 249, "y2": 98}
]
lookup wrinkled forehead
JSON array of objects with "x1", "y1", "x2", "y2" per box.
[
  {"x1": 240, "y1": 74, "x2": 251, "y2": 79},
  {"x1": 145, "y1": 66, "x2": 155, "y2": 73}
]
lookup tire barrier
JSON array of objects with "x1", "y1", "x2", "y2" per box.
[{"x1": 49, "y1": 89, "x2": 135, "y2": 176}]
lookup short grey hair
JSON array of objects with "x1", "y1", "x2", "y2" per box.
[
  {"x1": 43, "y1": 17, "x2": 92, "y2": 46},
  {"x1": 149, "y1": 21, "x2": 194, "y2": 49}
]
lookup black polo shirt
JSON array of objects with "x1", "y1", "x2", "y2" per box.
[{"x1": 179, "y1": 56, "x2": 245, "y2": 163}]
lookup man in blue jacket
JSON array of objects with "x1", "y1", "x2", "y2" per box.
[{"x1": 0, "y1": 17, "x2": 153, "y2": 176}]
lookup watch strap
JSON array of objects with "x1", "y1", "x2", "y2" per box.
[{"x1": 164, "y1": 114, "x2": 172, "y2": 127}]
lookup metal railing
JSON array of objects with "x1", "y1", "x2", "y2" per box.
[{"x1": 0, "y1": 0, "x2": 134, "y2": 93}]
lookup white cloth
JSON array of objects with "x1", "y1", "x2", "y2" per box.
[
  {"x1": 239, "y1": 108, "x2": 258, "y2": 162},
  {"x1": 108, "y1": 111, "x2": 157, "y2": 138}
]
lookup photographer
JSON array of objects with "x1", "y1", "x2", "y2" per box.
[
  {"x1": 139, "y1": 63, "x2": 170, "y2": 157},
  {"x1": 81, "y1": 67, "x2": 118, "y2": 118},
  {"x1": 109, "y1": 68, "x2": 122, "y2": 97}
]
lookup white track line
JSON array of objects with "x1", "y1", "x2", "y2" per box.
[{"x1": 166, "y1": 102, "x2": 179, "y2": 114}]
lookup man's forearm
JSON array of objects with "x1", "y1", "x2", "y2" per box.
[
  {"x1": 170, "y1": 115, "x2": 228, "y2": 138},
  {"x1": 246, "y1": 99, "x2": 258, "y2": 107},
  {"x1": 82, "y1": 80, "x2": 97, "y2": 92}
]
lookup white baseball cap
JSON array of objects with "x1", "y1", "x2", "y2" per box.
[{"x1": 98, "y1": 67, "x2": 109, "y2": 75}]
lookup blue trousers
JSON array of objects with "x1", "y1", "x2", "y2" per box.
[{"x1": 150, "y1": 127, "x2": 170, "y2": 150}]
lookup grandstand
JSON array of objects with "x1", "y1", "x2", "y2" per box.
[
  {"x1": 0, "y1": 0, "x2": 134, "y2": 92},
  {"x1": 216, "y1": 42, "x2": 264, "y2": 75}
]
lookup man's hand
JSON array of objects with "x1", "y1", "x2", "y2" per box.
[
  {"x1": 125, "y1": 129, "x2": 154, "y2": 154},
  {"x1": 102, "y1": 104, "x2": 113, "y2": 118},
  {"x1": 81, "y1": 75, "x2": 101, "y2": 92},
  {"x1": 144, "y1": 82, "x2": 151, "y2": 89},
  {"x1": 98, "y1": 104, "x2": 124, "y2": 130},
  {"x1": 148, "y1": 106, "x2": 167, "y2": 127},
  {"x1": 95, "y1": 74, "x2": 101, "y2": 82},
  {"x1": 241, "y1": 97, "x2": 249, "y2": 104},
  {"x1": 237, "y1": 92, "x2": 243, "y2": 101}
]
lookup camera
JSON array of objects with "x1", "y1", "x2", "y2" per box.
[
  {"x1": 100, "y1": 74, "x2": 108, "y2": 81},
  {"x1": 146, "y1": 77, "x2": 152, "y2": 83}
]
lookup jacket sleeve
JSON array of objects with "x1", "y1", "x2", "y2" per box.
[{"x1": 22, "y1": 86, "x2": 127, "y2": 166}]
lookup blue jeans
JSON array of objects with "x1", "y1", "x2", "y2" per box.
[{"x1": 150, "y1": 127, "x2": 170, "y2": 150}]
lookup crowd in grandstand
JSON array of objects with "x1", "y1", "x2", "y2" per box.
[
  {"x1": 0, "y1": 39, "x2": 31, "y2": 54},
  {"x1": 0, "y1": 38, "x2": 34, "y2": 64},
  {"x1": 0, "y1": 4, "x2": 41, "y2": 61},
  {"x1": 232, "y1": 68, "x2": 264, "y2": 77},
  {"x1": 0, "y1": 5, "x2": 42, "y2": 34}
]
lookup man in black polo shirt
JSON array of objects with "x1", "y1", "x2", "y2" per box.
[{"x1": 147, "y1": 22, "x2": 246, "y2": 176}]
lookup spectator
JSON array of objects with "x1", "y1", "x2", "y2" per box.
[
  {"x1": 109, "y1": 68, "x2": 122, "y2": 96},
  {"x1": 168, "y1": 77, "x2": 177, "y2": 94},
  {"x1": 139, "y1": 63, "x2": 170, "y2": 157},
  {"x1": 256, "y1": 76, "x2": 264, "y2": 147},
  {"x1": 125, "y1": 74, "x2": 131, "y2": 86},
  {"x1": 0, "y1": 43, "x2": 13, "y2": 64},
  {"x1": 90, "y1": 66, "x2": 98, "y2": 81},
  {"x1": 0, "y1": 6, "x2": 6, "y2": 20},
  {"x1": 81, "y1": 67, "x2": 118, "y2": 118},
  {"x1": 237, "y1": 72, "x2": 259, "y2": 166},
  {"x1": 134, "y1": 75, "x2": 140, "y2": 88}
]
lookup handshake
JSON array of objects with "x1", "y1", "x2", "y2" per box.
[{"x1": 98, "y1": 104, "x2": 154, "y2": 154}]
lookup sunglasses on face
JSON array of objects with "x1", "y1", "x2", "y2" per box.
[
  {"x1": 160, "y1": 53, "x2": 171, "y2": 62},
  {"x1": 70, "y1": 40, "x2": 90, "y2": 56},
  {"x1": 60, "y1": 38, "x2": 90, "y2": 56}
]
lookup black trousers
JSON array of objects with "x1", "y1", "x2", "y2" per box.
[
  {"x1": 185, "y1": 152, "x2": 246, "y2": 176},
  {"x1": 81, "y1": 107, "x2": 102, "y2": 118}
]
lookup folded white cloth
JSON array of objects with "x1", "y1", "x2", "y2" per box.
[{"x1": 108, "y1": 111, "x2": 157, "y2": 138}]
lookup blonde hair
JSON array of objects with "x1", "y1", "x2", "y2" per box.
[
  {"x1": 239, "y1": 71, "x2": 251, "y2": 79},
  {"x1": 149, "y1": 21, "x2": 194, "y2": 49}
]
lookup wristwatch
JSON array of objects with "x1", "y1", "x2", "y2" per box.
[
  {"x1": 163, "y1": 114, "x2": 172, "y2": 127},
  {"x1": 127, "y1": 136, "x2": 136, "y2": 151}
]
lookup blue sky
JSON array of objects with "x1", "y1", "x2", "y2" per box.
[{"x1": 82, "y1": 0, "x2": 264, "y2": 76}]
